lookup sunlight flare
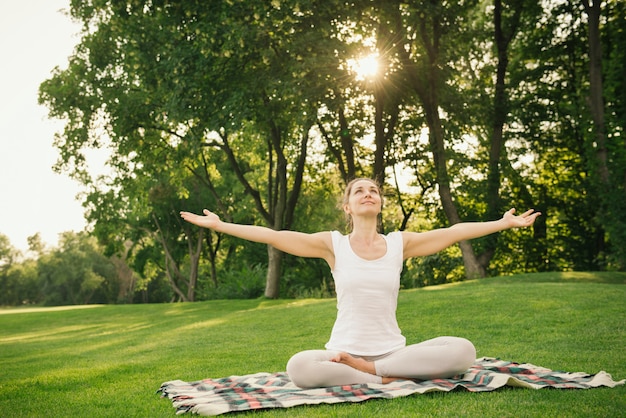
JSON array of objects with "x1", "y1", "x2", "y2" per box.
[{"x1": 348, "y1": 53, "x2": 380, "y2": 81}]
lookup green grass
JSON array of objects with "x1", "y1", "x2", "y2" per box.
[{"x1": 1, "y1": 272, "x2": 624, "y2": 417}]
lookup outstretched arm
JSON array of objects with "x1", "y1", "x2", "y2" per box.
[
  {"x1": 180, "y1": 209, "x2": 333, "y2": 262},
  {"x1": 402, "y1": 208, "x2": 541, "y2": 259}
]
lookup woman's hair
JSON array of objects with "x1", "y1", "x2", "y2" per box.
[{"x1": 340, "y1": 178, "x2": 383, "y2": 232}]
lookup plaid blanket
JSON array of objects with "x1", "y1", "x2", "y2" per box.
[{"x1": 158, "y1": 357, "x2": 624, "y2": 416}]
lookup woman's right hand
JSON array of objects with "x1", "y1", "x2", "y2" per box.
[{"x1": 180, "y1": 209, "x2": 221, "y2": 230}]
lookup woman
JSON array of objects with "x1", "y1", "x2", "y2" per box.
[{"x1": 180, "y1": 178, "x2": 541, "y2": 388}]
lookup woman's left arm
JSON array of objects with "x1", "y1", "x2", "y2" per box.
[{"x1": 402, "y1": 208, "x2": 541, "y2": 259}]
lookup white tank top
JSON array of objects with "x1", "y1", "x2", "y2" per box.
[{"x1": 325, "y1": 230, "x2": 406, "y2": 356}]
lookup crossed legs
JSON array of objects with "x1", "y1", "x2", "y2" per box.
[{"x1": 286, "y1": 336, "x2": 476, "y2": 388}]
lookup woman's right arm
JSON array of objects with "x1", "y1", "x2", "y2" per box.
[{"x1": 180, "y1": 209, "x2": 334, "y2": 262}]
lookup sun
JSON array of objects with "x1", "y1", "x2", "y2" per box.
[{"x1": 348, "y1": 53, "x2": 380, "y2": 81}]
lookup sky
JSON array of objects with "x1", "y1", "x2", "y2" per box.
[{"x1": 0, "y1": 1, "x2": 89, "y2": 252}]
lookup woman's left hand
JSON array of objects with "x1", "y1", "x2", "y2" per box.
[{"x1": 503, "y1": 208, "x2": 541, "y2": 228}]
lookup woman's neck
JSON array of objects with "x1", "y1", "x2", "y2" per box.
[
  {"x1": 348, "y1": 217, "x2": 386, "y2": 260},
  {"x1": 350, "y1": 217, "x2": 379, "y2": 242}
]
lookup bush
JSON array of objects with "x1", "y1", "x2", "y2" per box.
[{"x1": 203, "y1": 263, "x2": 267, "y2": 300}]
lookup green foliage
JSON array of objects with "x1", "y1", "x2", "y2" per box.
[
  {"x1": 201, "y1": 263, "x2": 267, "y2": 300},
  {"x1": 36, "y1": 232, "x2": 118, "y2": 306},
  {"x1": 0, "y1": 233, "x2": 17, "y2": 265},
  {"x1": 0, "y1": 259, "x2": 39, "y2": 306},
  {"x1": 32, "y1": 0, "x2": 626, "y2": 304},
  {"x1": 0, "y1": 273, "x2": 623, "y2": 416},
  {"x1": 281, "y1": 256, "x2": 335, "y2": 299},
  {"x1": 403, "y1": 249, "x2": 465, "y2": 288}
]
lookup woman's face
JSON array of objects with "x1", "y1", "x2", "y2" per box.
[{"x1": 344, "y1": 179, "x2": 382, "y2": 217}]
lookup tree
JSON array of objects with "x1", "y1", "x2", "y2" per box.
[
  {"x1": 37, "y1": 232, "x2": 116, "y2": 305},
  {"x1": 0, "y1": 234, "x2": 23, "y2": 305},
  {"x1": 40, "y1": 0, "x2": 340, "y2": 298},
  {"x1": 0, "y1": 233, "x2": 16, "y2": 269},
  {"x1": 384, "y1": 1, "x2": 492, "y2": 278},
  {"x1": 480, "y1": 0, "x2": 534, "y2": 268},
  {"x1": 39, "y1": 0, "x2": 625, "y2": 304},
  {"x1": 507, "y1": 0, "x2": 626, "y2": 271},
  {"x1": 581, "y1": 0, "x2": 626, "y2": 269}
]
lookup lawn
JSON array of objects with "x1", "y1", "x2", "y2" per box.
[{"x1": 0, "y1": 272, "x2": 624, "y2": 417}]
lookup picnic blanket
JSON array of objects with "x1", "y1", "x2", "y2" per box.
[{"x1": 158, "y1": 357, "x2": 624, "y2": 416}]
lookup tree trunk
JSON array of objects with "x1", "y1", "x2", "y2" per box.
[
  {"x1": 373, "y1": 79, "x2": 386, "y2": 183},
  {"x1": 163, "y1": 254, "x2": 188, "y2": 302},
  {"x1": 394, "y1": 1, "x2": 486, "y2": 279},
  {"x1": 187, "y1": 229, "x2": 203, "y2": 301},
  {"x1": 582, "y1": 0, "x2": 626, "y2": 268},
  {"x1": 339, "y1": 107, "x2": 357, "y2": 181},
  {"x1": 154, "y1": 214, "x2": 191, "y2": 301},
  {"x1": 583, "y1": 0, "x2": 609, "y2": 184},
  {"x1": 431, "y1": 116, "x2": 486, "y2": 279},
  {"x1": 265, "y1": 245, "x2": 283, "y2": 298},
  {"x1": 482, "y1": 0, "x2": 523, "y2": 269}
]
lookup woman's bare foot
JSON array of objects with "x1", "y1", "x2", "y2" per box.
[
  {"x1": 331, "y1": 352, "x2": 406, "y2": 384},
  {"x1": 331, "y1": 352, "x2": 376, "y2": 374}
]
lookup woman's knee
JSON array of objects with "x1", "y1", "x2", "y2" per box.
[
  {"x1": 452, "y1": 337, "x2": 476, "y2": 372},
  {"x1": 459, "y1": 337, "x2": 476, "y2": 359},
  {"x1": 427, "y1": 336, "x2": 476, "y2": 374},
  {"x1": 286, "y1": 351, "x2": 308, "y2": 375},
  {"x1": 286, "y1": 350, "x2": 332, "y2": 388}
]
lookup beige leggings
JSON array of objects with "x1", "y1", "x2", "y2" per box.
[{"x1": 286, "y1": 336, "x2": 476, "y2": 388}]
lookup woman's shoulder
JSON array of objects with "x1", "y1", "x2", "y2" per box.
[{"x1": 385, "y1": 230, "x2": 403, "y2": 239}]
